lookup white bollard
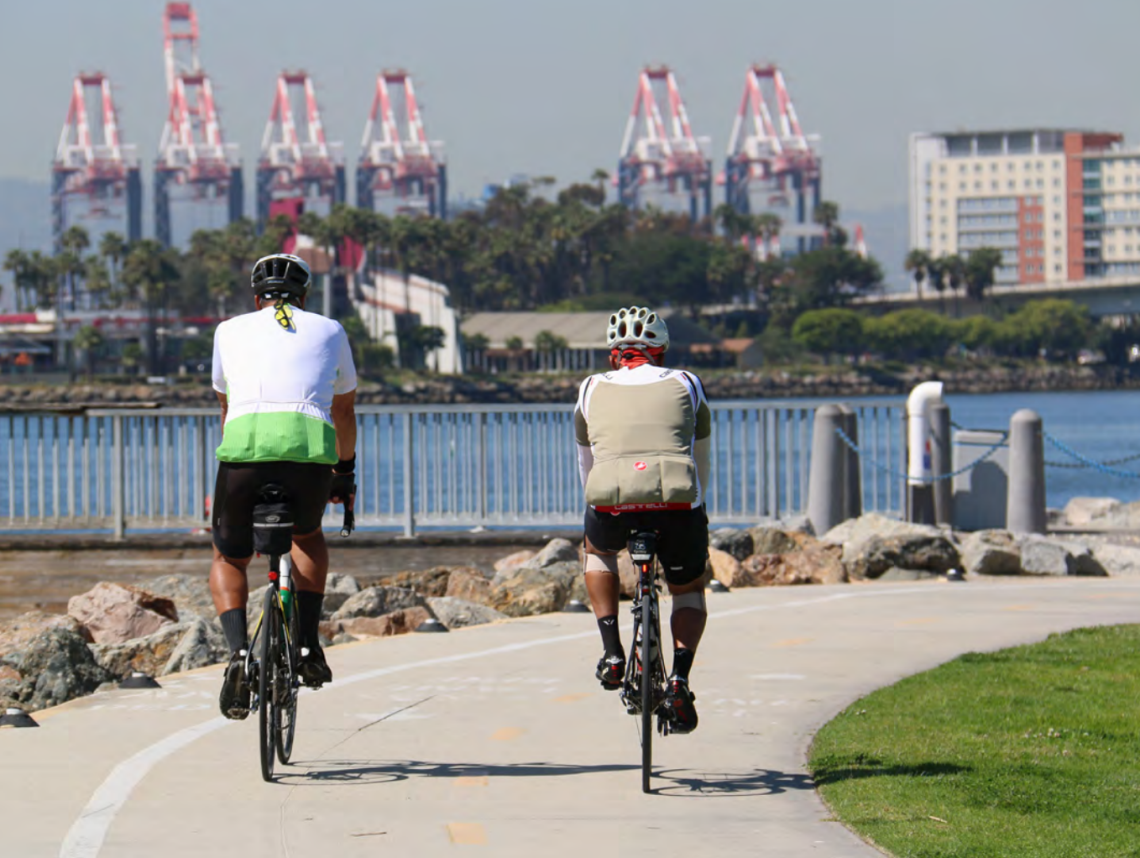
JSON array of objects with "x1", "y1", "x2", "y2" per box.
[{"x1": 906, "y1": 381, "x2": 944, "y2": 524}]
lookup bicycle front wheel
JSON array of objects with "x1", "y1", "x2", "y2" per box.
[
  {"x1": 640, "y1": 591, "x2": 654, "y2": 794},
  {"x1": 275, "y1": 589, "x2": 300, "y2": 765},
  {"x1": 259, "y1": 587, "x2": 278, "y2": 782}
]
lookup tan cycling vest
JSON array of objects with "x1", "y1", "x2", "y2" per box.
[{"x1": 574, "y1": 365, "x2": 711, "y2": 511}]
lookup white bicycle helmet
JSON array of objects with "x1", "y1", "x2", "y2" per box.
[
  {"x1": 250, "y1": 253, "x2": 311, "y2": 300},
  {"x1": 606, "y1": 306, "x2": 669, "y2": 351}
]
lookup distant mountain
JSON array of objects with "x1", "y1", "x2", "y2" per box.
[{"x1": 845, "y1": 203, "x2": 909, "y2": 294}]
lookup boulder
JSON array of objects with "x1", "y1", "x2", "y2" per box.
[
  {"x1": 710, "y1": 528, "x2": 754, "y2": 561},
  {"x1": 489, "y1": 563, "x2": 575, "y2": 617},
  {"x1": 1019, "y1": 536, "x2": 1107, "y2": 576},
  {"x1": 707, "y1": 546, "x2": 749, "y2": 588},
  {"x1": 325, "y1": 607, "x2": 434, "y2": 638},
  {"x1": 1089, "y1": 542, "x2": 1140, "y2": 577},
  {"x1": 384, "y1": 567, "x2": 452, "y2": 598},
  {"x1": 960, "y1": 530, "x2": 1022, "y2": 576},
  {"x1": 525, "y1": 538, "x2": 579, "y2": 569},
  {"x1": 68, "y1": 582, "x2": 180, "y2": 644},
  {"x1": 754, "y1": 515, "x2": 815, "y2": 536},
  {"x1": 90, "y1": 623, "x2": 189, "y2": 680},
  {"x1": 741, "y1": 545, "x2": 845, "y2": 586},
  {"x1": 427, "y1": 597, "x2": 509, "y2": 629},
  {"x1": 0, "y1": 625, "x2": 112, "y2": 712},
  {"x1": 332, "y1": 586, "x2": 428, "y2": 620},
  {"x1": 831, "y1": 515, "x2": 959, "y2": 580},
  {"x1": 0, "y1": 611, "x2": 88, "y2": 654},
  {"x1": 162, "y1": 618, "x2": 229, "y2": 675},
  {"x1": 749, "y1": 526, "x2": 801, "y2": 556},
  {"x1": 445, "y1": 568, "x2": 494, "y2": 604},
  {"x1": 322, "y1": 572, "x2": 362, "y2": 616},
  {"x1": 1097, "y1": 501, "x2": 1140, "y2": 531},
  {"x1": 493, "y1": 550, "x2": 537, "y2": 575},
  {"x1": 1062, "y1": 497, "x2": 1122, "y2": 528},
  {"x1": 823, "y1": 512, "x2": 946, "y2": 548},
  {"x1": 145, "y1": 574, "x2": 216, "y2": 621}
]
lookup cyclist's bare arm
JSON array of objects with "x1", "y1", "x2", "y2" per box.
[
  {"x1": 217, "y1": 391, "x2": 228, "y2": 426},
  {"x1": 331, "y1": 390, "x2": 356, "y2": 461}
]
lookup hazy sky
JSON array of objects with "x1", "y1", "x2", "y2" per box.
[{"x1": 3, "y1": 0, "x2": 1139, "y2": 213}]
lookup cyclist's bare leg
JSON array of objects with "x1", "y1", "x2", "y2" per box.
[
  {"x1": 667, "y1": 578, "x2": 707, "y2": 653},
  {"x1": 289, "y1": 528, "x2": 328, "y2": 594},
  {"x1": 210, "y1": 546, "x2": 251, "y2": 613}
]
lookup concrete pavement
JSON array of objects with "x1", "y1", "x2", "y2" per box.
[{"x1": 4, "y1": 576, "x2": 1139, "y2": 857}]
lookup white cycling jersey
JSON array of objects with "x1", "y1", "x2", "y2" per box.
[{"x1": 212, "y1": 303, "x2": 357, "y2": 465}]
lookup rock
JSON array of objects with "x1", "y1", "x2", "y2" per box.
[
  {"x1": 1089, "y1": 543, "x2": 1140, "y2": 577},
  {"x1": 960, "y1": 530, "x2": 1022, "y2": 576},
  {"x1": 1097, "y1": 501, "x2": 1140, "y2": 531},
  {"x1": 328, "y1": 607, "x2": 434, "y2": 638},
  {"x1": 823, "y1": 513, "x2": 946, "y2": 548},
  {"x1": 741, "y1": 545, "x2": 845, "y2": 586},
  {"x1": 162, "y1": 618, "x2": 228, "y2": 675},
  {"x1": 707, "y1": 547, "x2": 748, "y2": 588},
  {"x1": 1062, "y1": 497, "x2": 1122, "y2": 527},
  {"x1": 525, "y1": 538, "x2": 580, "y2": 569},
  {"x1": 829, "y1": 515, "x2": 959, "y2": 580},
  {"x1": 489, "y1": 562, "x2": 577, "y2": 617},
  {"x1": 68, "y1": 582, "x2": 179, "y2": 644},
  {"x1": 710, "y1": 528, "x2": 754, "y2": 561},
  {"x1": 0, "y1": 625, "x2": 112, "y2": 712},
  {"x1": 749, "y1": 526, "x2": 800, "y2": 556},
  {"x1": 427, "y1": 597, "x2": 508, "y2": 629},
  {"x1": 445, "y1": 568, "x2": 493, "y2": 604},
  {"x1": 754, "y1": 514, "x2": 816, "y2": 536},
  {"x1": 331, "y1": 632, "x2": 358, "y2": 646},
  {"x1": 90, "y1": 623, "x2": 188, "y2": 680},
  {"x1": 144, "y1": 574, "x2": 216, "y2": 621},
  {"x1": 1019, "y1": 536, "x2": 1107, "y2": 576},
  {"x1": 322, "y1": 572, "x2": 362, "y2": 616},
  {"x1": 0, "y1": 611, "x2": 88, "y2": 654},
  {"x1": 384, "y1": 567, "x2": 452, "y2": 598},
  {"x1": 493, "y1": 550, "x2": 537, "y2": 575},
  {"x1": 332, "y1": 586, "x2": 428, "y2": 620}
]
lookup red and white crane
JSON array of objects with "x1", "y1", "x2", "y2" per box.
[
  {"x1": 51, "y1": 72, "x2": 142, "y2": 249},
  {"x1": 723, "y1": 64, "x2": 821, "y2": 253},
  {"x1": 257, "y1": 71, "x2": 345, "y2": 229},
  {"x1": 617, "y1": 66, "x2": 712, "y2": 222},
  {"x1": 154, "y1": 2, "x2": 242, "y2": 246},
  {"x1": 357, "y1": 70, "x2": 447, "y2": 218}
]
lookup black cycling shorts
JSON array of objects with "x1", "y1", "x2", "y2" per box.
[
  {"x1": 584, "y1": 505, "x2": 709, "y2": 586},
  {"x1": 212, "y1": 461, "x2": 333, "y2": 559}
]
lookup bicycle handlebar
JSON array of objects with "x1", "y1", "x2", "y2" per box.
[{"x1": 340, "y1": 506, "x2": 355, "y2": 538}]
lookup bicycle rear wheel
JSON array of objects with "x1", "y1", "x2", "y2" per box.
[
  {"x1": 258, "y1": 587, "x2": 278, "y2": 782},
  {"x1": 275, "y1": 591, "x2": 300, "y2": 765},
  {"x1": 640, "y1": 588, "x2": 654, "y2": 794}
]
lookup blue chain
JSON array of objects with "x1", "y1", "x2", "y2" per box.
[
  {"x1": 1043, "y1": 432, "x2": 1140, "y2": 480},
  {"x1": 834, "y1": 426, "x2": 1008, "y2": 484}
]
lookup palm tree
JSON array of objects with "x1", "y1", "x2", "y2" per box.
[
  {"x1": 60, "y1": 225, "x2": 91, "y2": 309},
  {"x1": 99, "y1": 231, "x2": 127, "y2": 303},
  {"x1": 904, "y1": 249, "x2": 931, "y2": 303},
  {"x1": 84, "y1": 255, "x2": 112, "y2": 309},
  {"x1": 122, "y1": 240, "x2": 180, "y2": 374},
  {"x1": 812, "y1": 201, "x2": 841, "y2": 245},
  {"x1": 943, "y1": 254, "x2": 966, "y2": 317},
  {"x1": 965, "y1": 247, "x2": 1004, "y2": 305},
  {"x1": 4, "y1": 249, "x2": 33, "y2": 311},
  {"x1": 753, "y1": 212, "x2": 783, "y2": 259},
  {"x1": 73, "y1": 324, "x2": 104, "y2": 378},
  {"x1": 926, "y1": 257, "x2": 946, "y2": 314}
]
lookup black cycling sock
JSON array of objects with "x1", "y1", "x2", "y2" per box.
[
  {"x1": 219, "y1": 608, "x2": 247, "y2": 654},
  {"x1": 597, "y1": 615, "x2": 624, "y2": 660},
  {"x1": 672, "y1": 647, "x2": 695, "y2": 682},
  {"x1": 296, "y1": 590, "x2": 325, "y2": 650}
]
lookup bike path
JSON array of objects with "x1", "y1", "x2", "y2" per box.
[{"x1": 4, "y1": 577, "x2": 1139, "y2": 858}]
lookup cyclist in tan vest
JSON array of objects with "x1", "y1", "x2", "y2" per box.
[{"x1": 574, "y1": 306, "x2": 712, "y2": 733}]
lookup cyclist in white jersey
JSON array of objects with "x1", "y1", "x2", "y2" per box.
[
  {"x1": 574, "y1": 306, "x2": 712, "y2": 733},
  {"x1": 209, "y1": 253, "x2": 357, "y2": 720}
]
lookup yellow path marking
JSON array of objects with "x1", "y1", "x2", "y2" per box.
[
  {"x1": 447, "y1": 823, "x2": 487, "y2": 845},
  {"x1": 552, "y1": 693, "x2": 592, "y2": 703},
  {"x1": 895, "y1": 617, "x2": 940, "y2": 627},
  {"x1": 1003, "y1": 604, "x2": 1035, "y2": 612},
  {"x1": 772, "y1": 637, "x2": 813, "y2": 648},
  {"x1": 491, "y1": 727, "x2": 525, "y2": 741},
  {"x1": 454, "y1": 776, "x2": 489, "y2": 787}
]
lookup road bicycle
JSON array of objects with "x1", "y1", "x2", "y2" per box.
[
  {"x1": 247, "y1": 484, "x2": 354, "y2": 783},
  {"x1": 619, "y1": 530, "x2": 672, "y2": 794}
]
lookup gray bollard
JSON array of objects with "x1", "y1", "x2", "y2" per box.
[
  {"x1": 807, "y1": 404, "x2": 846, "y2": 536},
  {"x1": 1006, "y1": 409, "x2": 1047, "y2": 534},
  {"x1": 930, "y1": 402, "x2": 953, "y2": 526},
  {"x1": 837, "y1": 405, "x2": 863, "y2": 522}
]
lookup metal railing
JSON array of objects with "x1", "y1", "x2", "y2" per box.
[{"x1": 0, "y1": 400, "x2": 905, "y2": 535}]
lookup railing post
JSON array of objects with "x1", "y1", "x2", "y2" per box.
[
  {"x1": 111, "y1": 414, "x2": 126, "y2": 540},
  {"x1": 838, "y1": 404, "x2": 862, "y2": 522},
  {"x1": 477, "y1": 412, "x2": 487, "y2": 524},
  {"x1": 402, "y1": 411, "x2": 416, "y2": 538},
  {"x1": 1006, "y1": 409, "x2": 1046, "y2": 534},
  {"x1": 930, "y1": 402, "x2": 953, "y2": 526},
  {"x1": 807, "y1": 404, "x2": 845, "y2": 535}
]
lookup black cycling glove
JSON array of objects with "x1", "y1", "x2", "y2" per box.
[{"x1": 330, "y1": 456, "x2": 356, "y2": 507}]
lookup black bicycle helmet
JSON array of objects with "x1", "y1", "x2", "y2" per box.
[{"x1": 250, "y1": 253, "x2": 311, "y2": 300}]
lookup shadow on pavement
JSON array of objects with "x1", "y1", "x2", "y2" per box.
[
  {"x1": 275, "y1": 759, "x2": 640, "y2": 786},
  {"x1": 652, "y1": 767, "x2": 817, "y2": 797}
]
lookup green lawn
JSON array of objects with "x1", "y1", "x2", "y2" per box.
[{"x1": 808, "y1": 625, "x2": 1140, "y2": 858}]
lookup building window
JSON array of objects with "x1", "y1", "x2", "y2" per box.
[
  {"x1": 959, "y1": 164, "x2": 967, "y2": 174},
  {"x1": 991, "y1": 181, "x2": 999, "y2": 190},
  {"x1": 1008, "y1": 181, "x2": 1016, "y2": 190},
  {"x1": 1055, "y1": 264, "x2": 1062, "y2": 273},
  {"x1": 1053, "y1": 179, "x2": 1061, "y2": 188},
  {"x1": 959, "y1": 183, "x2": 967, "y2": 191}
]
